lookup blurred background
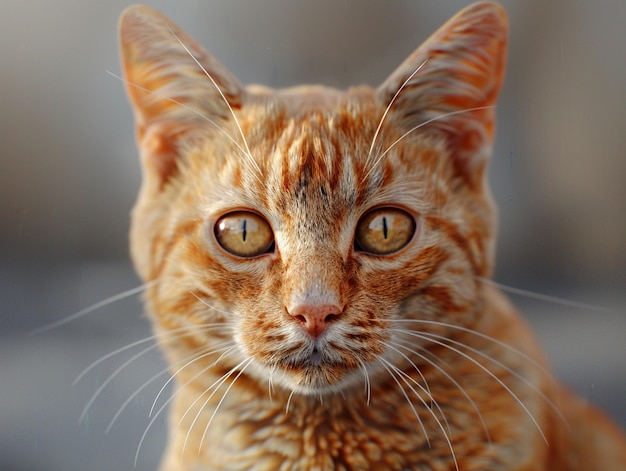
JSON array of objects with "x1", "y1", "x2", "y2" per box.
[{"x1": 1, "y1": 0, "x2": 624, "y2": 470}]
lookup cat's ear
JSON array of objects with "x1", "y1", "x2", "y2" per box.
[
  {"x1": 119, "y1": 5, "x2": 244, "y2": 189},
  {"x1": 377, "y1": 2, "x2": 507, "y2": 188}
]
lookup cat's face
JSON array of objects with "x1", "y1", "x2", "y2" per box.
[{"x1": 120, "y1": 3, "x2": 507, "y2": 395}]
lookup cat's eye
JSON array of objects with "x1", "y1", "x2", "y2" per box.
[
  {"x1": 354, "y1": 208, "x2": 416, "y2": 255},
  {"x1": 214, "y1": 211, "x2": 275, "y2": 258}
]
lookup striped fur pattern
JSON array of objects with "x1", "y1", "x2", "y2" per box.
[{"x1": 120, "y1": 3, "x2": 626, "y2": 470}]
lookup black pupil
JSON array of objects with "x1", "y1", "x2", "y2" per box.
[
  {"x1": 382, "y1": 216, "x2": 388, "y2": 239},
  {"x1": 242, "y1": 218, "x2": 247, "y2": 242}
]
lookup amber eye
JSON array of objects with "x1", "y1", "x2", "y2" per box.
[
  {"x1": 214, "y1": 211, "x2": 275, "y2": 258},
  {"x1": 355, "y1": 208, "x2": 416, "y2": 255}
]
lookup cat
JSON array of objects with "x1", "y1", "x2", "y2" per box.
[{"x1": 119, "y1": 2, "x2": 626, "y2": 470}]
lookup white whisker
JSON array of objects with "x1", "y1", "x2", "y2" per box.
[
  {"x1": 395, "y1": 329, "x2": 550, "y2": 444},
  {"x1": 181, "y1": 357, "x2": 252, "y2": 456},
  {"x1": 366, "y1": 59, "x2": 429, "y2": 166},
  {"x1": 379, "y1": 356, "x2": 459, "y2": 471},
  {"x1": 149, "y1": 341, "x2": 236, "y2": 417},
  {"x1": 79, "y1": 342, "x2": 159, "y2": 424},
  {"x1": 74, "y1": 333, "x2": 161, "y2": 387},
  {"x1": 388, "y1": 339, "x2": 491, "y2": 442},
  {"x1": 170, "y1": 346, "x2": 241, "y2": 426},
  {"x1": 74, "y1": 323, "x2": 227, "y2": 386},
  {"x1": 382, "y1": 342, "x2": 450, "y2": 435},
  {"x1": 377, "y1": 357, "x2": 430, "y2": 447},
  {"x1": 190, "y1": 292, "x2": 235, "y2": 317},
  {"x1": 198, "y1": 358, "x2": 254, "y2": 452},
  {"x1": 106, "y1": 362, "x2": 172, "y2": 434},
  {"x1": 364, "y1": 106, "x2": 495, "y2": 182},
  {"x1": 383, "y1": 341, "x2": 431, "y2": 397},
  {"x1": 285, "y1": 389, "x2": 296, "y2": 415},
  {"x1": 391, "y1": 318, "x2": 550, "y2": 378},
  {"x1": 77, "y1": 324, "x2": 230, "y2": 425},
  {"x1": 356, "y1": 358, "x2": 371, "y2": 405},
  {"x1": 476, "y1": 277, "x2": 612, "y2": 313},
  {"x1": 268, "y1": 364, "x2": 275, "y2": 402},
  {"x1": 418, "y1": 330, "x2": 567, "y2": 427},
  {"x1": 134, "y1": 346, "x2": 238, "y2": 467},
  {"x1": 31, "y1": 279, "x2": 159, "y2": 335}
]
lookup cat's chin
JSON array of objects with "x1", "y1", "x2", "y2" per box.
[
  {"x1": 257, "y1": 362, "x2": 367, "y2": 397},
  {"x1": 282, "y1": 373, "x2": 364, "y2": 397}
]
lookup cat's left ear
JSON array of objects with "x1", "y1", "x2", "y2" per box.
[
  {"x1": 377, "y1": 2, "x2": 507, "y2": 188},
  {"x1": 119, "y1": 5, "x2": 245, "y2": 190}
]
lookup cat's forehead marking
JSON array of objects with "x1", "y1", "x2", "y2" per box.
[{"x1": 196, "y1": 86, "x2": 444, "y2": 251}]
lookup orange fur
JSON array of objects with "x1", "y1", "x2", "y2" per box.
[{"x1": 119, "y1": 2, "x2": 626, "y2": 470}]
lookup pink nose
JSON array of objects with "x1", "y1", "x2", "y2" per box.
[{"x1": 288, "y1": 303, "x2": 342, "y2": 338}]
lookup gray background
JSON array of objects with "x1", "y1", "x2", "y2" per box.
[{"x1": 2, "y1": 1, "x2": 625, "y2": 470}]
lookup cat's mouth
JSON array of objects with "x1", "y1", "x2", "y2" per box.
[
  {"x1": 309, "y1": 346, "x2": 323, "y2": 366},
  {"x1": 282, "y1": 347, "x2": 337, "y2": 371},
  {"x1": 270, "y1": 343, "x2": 364, "y2": 394}
]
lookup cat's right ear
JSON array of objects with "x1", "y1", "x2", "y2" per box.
[
  {"x1": 376, "y1": 2, "x2": 507, "y2": 190},
  {"x1": 119, "y1": 5, "x2": 244, "y2": 190}
]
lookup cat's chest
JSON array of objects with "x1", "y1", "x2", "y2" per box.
[
  {"x1": 167, "y1": 368, "x2": 536, "y2": 471},
  {"x1": 180, "y1": 399, "x2": 434, "y2": 470}
]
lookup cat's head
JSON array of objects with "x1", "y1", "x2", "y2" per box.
[{"x1": 120, "y1": 2, "x2": 507, "y2": 395}]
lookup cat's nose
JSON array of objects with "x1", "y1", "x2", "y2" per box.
[{"x1": 287, "y1": 303, "x2": 342, "y2": 338}]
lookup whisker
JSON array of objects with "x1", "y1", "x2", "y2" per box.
[
  {"x1": 388, "y1": 339, "x2": 491, "y2": 442},
  {"x1": 172, "y1": 344, "x2": 241, "y2": 423},
  {"x1": 31, "y1": 279, "x2": 159, "y2": 335},
  {"x1": 395, "y1": 329, "x2": 550, "y2": 445},
  {"x1": 365, "y1": 59, "x2": 429, "y2": 167},
  {"x1": 78, "y1": 324, "x2": 231, "y2": 424},
  {"x1": 391, "y1": 318, "x2": 550, "y2": 378},
  {"x1": 417, "y1": 330, "x2": 568, "y2": 427},
  {"x1": 382, "y1": 357, "x2": 460, "y2": 471},
  {"x1": 181, "y1": 357, "x2": 252, "y2": 456},
  {"x1": 190, "y1": 292, "x2": 234, "y2": 317},
  {"x1": 267, "y1": 364, "x2": 276, "y2": 403},
  {"x1": 198, "y1": 358, "x2": 254, "y2": 453},
  {"x1": 382, "y1": 342, "x2": 450, "y2": 435},
  {"x1": 377, "y1": 357, "x2": 430, "y2": 447},
  {"x1": 165, "y1": 27, "x2": 263, "y2": 179},
  {"x1": 383, "y1": 340, "x2": 432, "y2": 398},
  {"x1": 74, "y1": 333, "x2": 161, "y2": 387},
  {"x1": 285, "y1": 389, "x2": 297, "y2": 415},
  {"x1": 106, "y1": 360, "x2": 173, "y2": 434},
  {"x1": 363, "y1": 106, "x2": 495, "y2": 182},
  {"x1": 476, "y1": 276, "x2": 612, "y2": 313},
  {"x1": 356, "y1": 358, "x2": 371, "y2": 405},
  {"x1": 79, "y1": 341, "x2": 160, "y2": 424},
  {"x1": 74, "y1": 323, "x2": 228, "y2": 386},
  {"x1": 134, "y1": 346, "x2": 238, "y2": 468},
  {"x1": 149, "y1": 341, "x2": 236, "y2": 417}
]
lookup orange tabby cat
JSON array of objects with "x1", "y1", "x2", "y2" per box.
[{"x1": 119, "y1": 2, "x2": 626, "y2": 470}]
